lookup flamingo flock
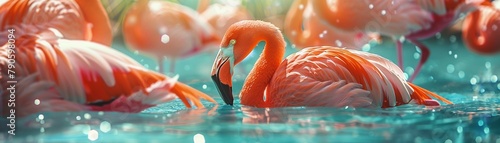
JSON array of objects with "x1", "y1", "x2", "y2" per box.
[{"x1": 1, "y1": 0, "x2": 499, "y2": 118}]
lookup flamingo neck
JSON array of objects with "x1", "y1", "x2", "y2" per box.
[
  {"x1": 240, "y1": 29, "x2": 286, "y2": 107},
  {"x1": 74, "y1": 0, "x2": 112, "y2": 46}
]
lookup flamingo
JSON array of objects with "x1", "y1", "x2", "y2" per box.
[
  {"x1": 462, "y1": 0, "x2": 500, "y2": 54},
  {"x1": 122, "y1": 0, "x2": 220, "y2": 74},
  {"x1": 284, "y1": 0, "x2": 379, "y2": 50},
  {"x1": 210, "y1": 20, "x2": 452, "y2": 108},
  {"x1": 309, "y1": 0, "x2": 485, "y2": 82},
  {"x1": 0, "y1": 0, "x2": 112, "y2": 46},
  {"x1": 0, "y1": 34, "x2": 215, "y2": 118}
]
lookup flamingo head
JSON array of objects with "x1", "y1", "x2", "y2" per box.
[{"x1": 211, "y1": 20, "x2": 261, "y2": 105}]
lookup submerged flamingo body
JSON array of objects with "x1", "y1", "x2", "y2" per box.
[
  {"x1": 0, "y1": 35, "x2": 215, "y2": 118},
  {"x1": 211, "y1": 20, "x2": 452, "y2": 108},
  {"x1": 0, "y1": 0, "x2": 112, "y2": 46}
]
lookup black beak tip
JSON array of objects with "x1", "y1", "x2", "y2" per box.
[{"x1": 211, "y1": 74, "x2": 234, "y2": 106}]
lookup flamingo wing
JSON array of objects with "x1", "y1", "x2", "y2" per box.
[{"x1": 268, "y1": 46, "x2": 418, "y2": 108}]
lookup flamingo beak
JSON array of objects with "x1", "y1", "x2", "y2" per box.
[{"x1": 211, "y1": 49, "x2": 234, "y2": 106}]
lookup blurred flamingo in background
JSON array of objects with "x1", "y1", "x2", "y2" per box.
[
  {"x1": 310, "y1": 0, "x2": 485, "y2": 82},
  {"x1": 0, "y1": 34, "x2": 216, "y2": 118},
  {"x1": 462, "y1": 0, "x2": 500, "y2": 54},
  {"x1": 0, "y1": 0, "x2": 112, "y2": 46},
  {"x1": 198, "y1": 0, "x2": 253, "y2": 40},
  {"x1": 284, "y1": 0, "x2": 379, "y2": 50},
  {"x1": 122, "y1": 0, "x2": 220, "y2": 74},
  {"x1": 211, "y1": 20, "x2": 451, "y2": 107}
]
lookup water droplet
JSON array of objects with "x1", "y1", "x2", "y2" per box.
[
  {"x1": 415, "y1": 46, "x2": 421, "y2": 53},
  {"x1": 445, "y1": 139, "x2": 453, "y2": 143},
  {"x1": 492, "y1": 24, "x2": 498, "y2": 31},
  {"x1": 155, "y1": 66, "x2": 159, "y2": 71},
  {"x1": 485, "y1": 62, "x2": 491, "y2": 69},
  {"x1": 76, "y1": 116, "x2": 81, "y2": 120},
  {"x1": 381, "y1": 10, "x2": 386, "y2": 15},
  {"x1": 457, "y1": 126, "x2": 463, "y2": 133},
  {"x1": 413, "y1": 53, "x2": 420, "y2": 59},
  {"x1": 458, "y1": 71, "x2": 465, "y2": 78},
  {"x1": 369, "y1": 4, "x2": 374, "y2": 9},
  {"x1": 319, "y1": 34, "x2": 324, "y2": 38},
  {"x1": 84, "y1": 113, "x2": 92, "y2": 120},
  {"x1": 470, "y1": 77, "x2": 478, "y2": 85},
  {"x1": 88, "y1": 130, "x2": 99, "y2": 141},
  {"x1": 202, "y1": 84, "x2": 208, "y2": 89},
  {"x1": 193, "y1": 133, "x2": 205, "y2": 143},
  {"x1": 40, "y1": 127, "x2": 45, "y2": 133},
  {"x1": 322, "y1": 30, "x2": 328, "y2": 34},
  {"x1": 435, "y1": 32, "x2": 441, "y2": 39},
  {"x1": 38, "y1": 114, "x2": 44, "y2": 120},
  {"x1": 100, "y1": 121, "x2": 111, "y2": 133},
  {"x1": 492, "y1": 75, "x2": 498, "y2": 83},
  {"x1": 448, "y1": 51, "x2": 452, "y2": 55},
  {"x1": 161, "y1": 34, "x2": 170, "y2": 44},
  {"x1": 454, "y1": 54, "x2": 458, "y2": 59},
  {"x1": 497, "y1": 83, "x2": 500, "y2": 89},
  {"x1": 449, "y1": 35, "x2": 457, "y2": 43},
  {"x1": 476, "y1": 136, "x2": 482, "y2": 143},
  {"x1": 335, "y1": 40, "x2": 342, "y2": 47},
  {"x1": 98, "y1": 111, "x2": 104, "y2": 116},
  {"x1": 447, "y1": 64, "x2": 455, "y2": 73},
  {"x1": 478, "y1": 120, "x2": 484, "y2": 126},
  {"x1": 405, "y1": 67, "x2": 414, "y2": 75},
  {"x1": 34, "y1": 99, "x2": 40, "y2": 105},
  {"x1": 485, "y1": 127, "x2": 490, "y2": 134},
  {"x1": 299, "y1": 4, "x2": 304, "y2": 10},
  {"x1": 362, "y1": 44, "x2": 371, "y2": 51},
  {"x1": 144, "y1": 64, "x2": 149, "y2": 68}
]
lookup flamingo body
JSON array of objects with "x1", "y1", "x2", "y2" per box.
[
  {"x1": 122, "y1": 0, "x2": 219, "y2": 73},
  {"x1": 284, "y1": 0, "x2": 377, "y2": 50}
]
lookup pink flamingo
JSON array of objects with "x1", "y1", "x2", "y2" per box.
[
  {"x1": 210, "y1": 20, "x2": 451, "y2": 107},
  {"x1": 122, "y1": 0, "x2": 220, "y2": 74},
  {"x1": 310, "y1": 0, "x2": 485, "y2": 82},
  {"x1": 0, "y1": 35, "x2": 215, "y2": 118},
  {"x1": 462, "y1": 0, "x2": 500, "y2": 54},
  {"x1": 0, "y1": 0, "x2": 112, "y2": 46},
  {"x1": 284, "y1": 0, "x2": 379, "y2": 50}
]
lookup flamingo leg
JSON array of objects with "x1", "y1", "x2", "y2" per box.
[
  {"x1": 395, "y1": 39, "x2": 404, "y2": 70},
  {"x1": 407, "y1": 39, "x2": 430, "y2": 82}
]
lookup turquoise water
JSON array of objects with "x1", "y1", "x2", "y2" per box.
[{"x1": 2, "y1": 34, "x2": 500, "y2": 142}]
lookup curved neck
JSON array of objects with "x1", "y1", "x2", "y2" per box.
[
  {"x1": 240, "y1": 28, "x2": 286, "y2": 107},
  {"x1": 284, "y1": 0, "x2": 310, "y2": 48},
  {"x1": 74, "y1": 0, "x2": 112, "y2": 46}
]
